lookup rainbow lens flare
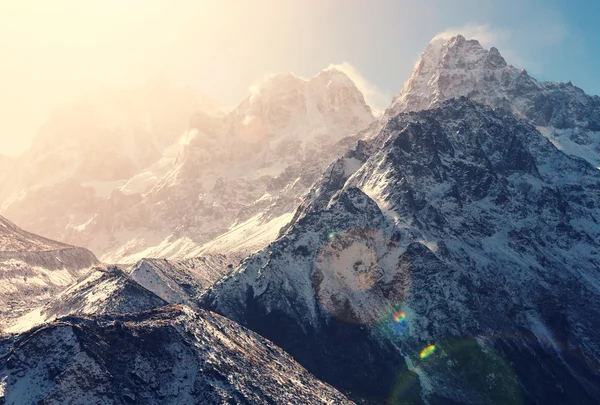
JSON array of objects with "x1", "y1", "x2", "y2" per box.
[
  {"x1": 419, "y1": 345, "x2": 436, "y2": 359},
  {"x1": 393, "y1": 311, "x2": 406, "y2": 323}
]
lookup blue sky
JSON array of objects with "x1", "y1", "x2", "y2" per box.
[
  {"x1": 0, "y1": 0, "x2": 598, "y2": 156},
  {"x1": 260, "y1": 0, "x2": 600, "y2": 110}
]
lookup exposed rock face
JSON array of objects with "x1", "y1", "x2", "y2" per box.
[
  {"x1": 389, "y1": 35, "x2": 600, "y2": 129},
  {"x1": 3, "y1": 33, "x2": 600, "y2": 405},
  {"x1": 202, "y1": 98, "x2": 600, "y2": 404},
  {"x1": 0, "y1": 305, "x2": 355, "y2": 405},
  {"x1": 0, "y1": 216, "x2": 99, "y2": 327}
]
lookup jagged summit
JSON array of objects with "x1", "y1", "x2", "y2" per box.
[
  {"x1": 389, "y1": 34, "x2": 517, "y2": 117},
  {"x1": 234, "y1": 67, "x2": 373, "y2": 139},
  {"x1": 314, "y1": 67, "x2": 359, "y2": 87},
  {"x1": 386, "y1": 33, "x2": 600, "y2": 169},
  {"x1": 248, "y1": 72, "x2": 305, "y2": 97},
  {"x1": 249, "y1": 67, "x2": 362, "y2": 97},
  {"x1": 389, "y1": 34, "x2": 599, "y2": 125}
]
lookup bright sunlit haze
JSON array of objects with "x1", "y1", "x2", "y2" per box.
[{"x1": 1, "y1": 0, "x2": 599, "y2": 156}]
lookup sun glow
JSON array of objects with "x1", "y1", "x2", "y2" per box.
[{"x1": 0, "y1": 0, "x2": 321, "y2": 156}]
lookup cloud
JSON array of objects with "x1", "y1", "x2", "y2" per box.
[
  {"x1": 326, "y1": 62, "x2": 391, "y2": 116},
  {"x1": 432, "y1": 24, "x2": 506, "y2": 47}
]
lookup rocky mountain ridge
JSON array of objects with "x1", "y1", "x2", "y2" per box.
[
  {"x1": 0, "y1": 80, "x2": 228, "y2": 248},
  {"x1": 4, "y1": 266, "x2": 168, "y2": 334},
  {"x1": 202, "y1": 97, "x2": 600, "y2": 404}
]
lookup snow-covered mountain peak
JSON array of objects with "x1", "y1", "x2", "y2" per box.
[
  {"x1": 0, "y1": 81, "x2": 230, "y2": 247},
  {"x1": 247, "y1": 73, "x2": 305, "y2": 102},
  {"x1": 387, "y1": 33, "x2": 600, "y2": 169},
  {"x1": 239, "y1": 68, "x2": 373, "y2": 129},
  {"x1": 389, "y1": 34, "x2": 507, "y2": 116},
  {"x1": 219, "y1": 64, "x2": 373, "y2": 178},
  {"x1": 68, "y1": 66, "x2": 375, "y2": 264},
  {"x1": 248, "y1": 68, "x2": 361, "y2": 100}
]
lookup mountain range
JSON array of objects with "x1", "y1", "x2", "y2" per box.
[{"x1": 1, "y1": 34, "x2": 600, "y2": 405}]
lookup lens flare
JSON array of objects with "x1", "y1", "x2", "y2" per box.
[
  {"x1": 393, "y1": 311, "x2": 406, "y2": 323},
  {"x1": 327, "y1": 232, "x2": 336, "y2": 241},
  {"x1": 391, "y1": 338, "x2": 523, "y2": 404},
  {"x1": 419, "y1": 344, "x2": 436, "y2": 359}
]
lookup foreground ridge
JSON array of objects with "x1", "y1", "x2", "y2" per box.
[{"x1": 0, "y1": 305, "x2": 355, "y2": 405}]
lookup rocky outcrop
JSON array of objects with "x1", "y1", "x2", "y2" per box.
[{"x1": 73, "y1": 68, "x2": 375, "y2": 263}]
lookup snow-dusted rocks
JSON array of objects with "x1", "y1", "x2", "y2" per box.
[
  {"x1": 226, "y1": 68, "x2": 374, "y2": 165},
  {"x1": 202, "y1": 98, "x2": 600, "y2": 404},
  {"x1": 0, "y1": 305, "x2": 355, "y2": 405},
  {"x1": 389, "y1": 35, "x2": 600, "y2": 128},
  {"x1": 3, "y1": 31, "x2": 600, "y2": 405},
  {"x1": 4, "y1": 266, "x2": 168, "y2": 334},
  {"x1": 4, "y1": 252, "x2": 234, "y2": 334},
  {"x1": 128, "y1": 255, "x2": 235, "y2": 307},
  {"x1": 0, "y1": 216, "x2": 98, "y2": 329}
]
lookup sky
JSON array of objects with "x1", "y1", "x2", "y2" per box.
[{"x1": 0, "y1": 0, "x2": 598, "y2": 157}]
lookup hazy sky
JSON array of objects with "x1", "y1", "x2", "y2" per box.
[{"x1": 1, "y1": 0, "x2": 598, "y2": 156}]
